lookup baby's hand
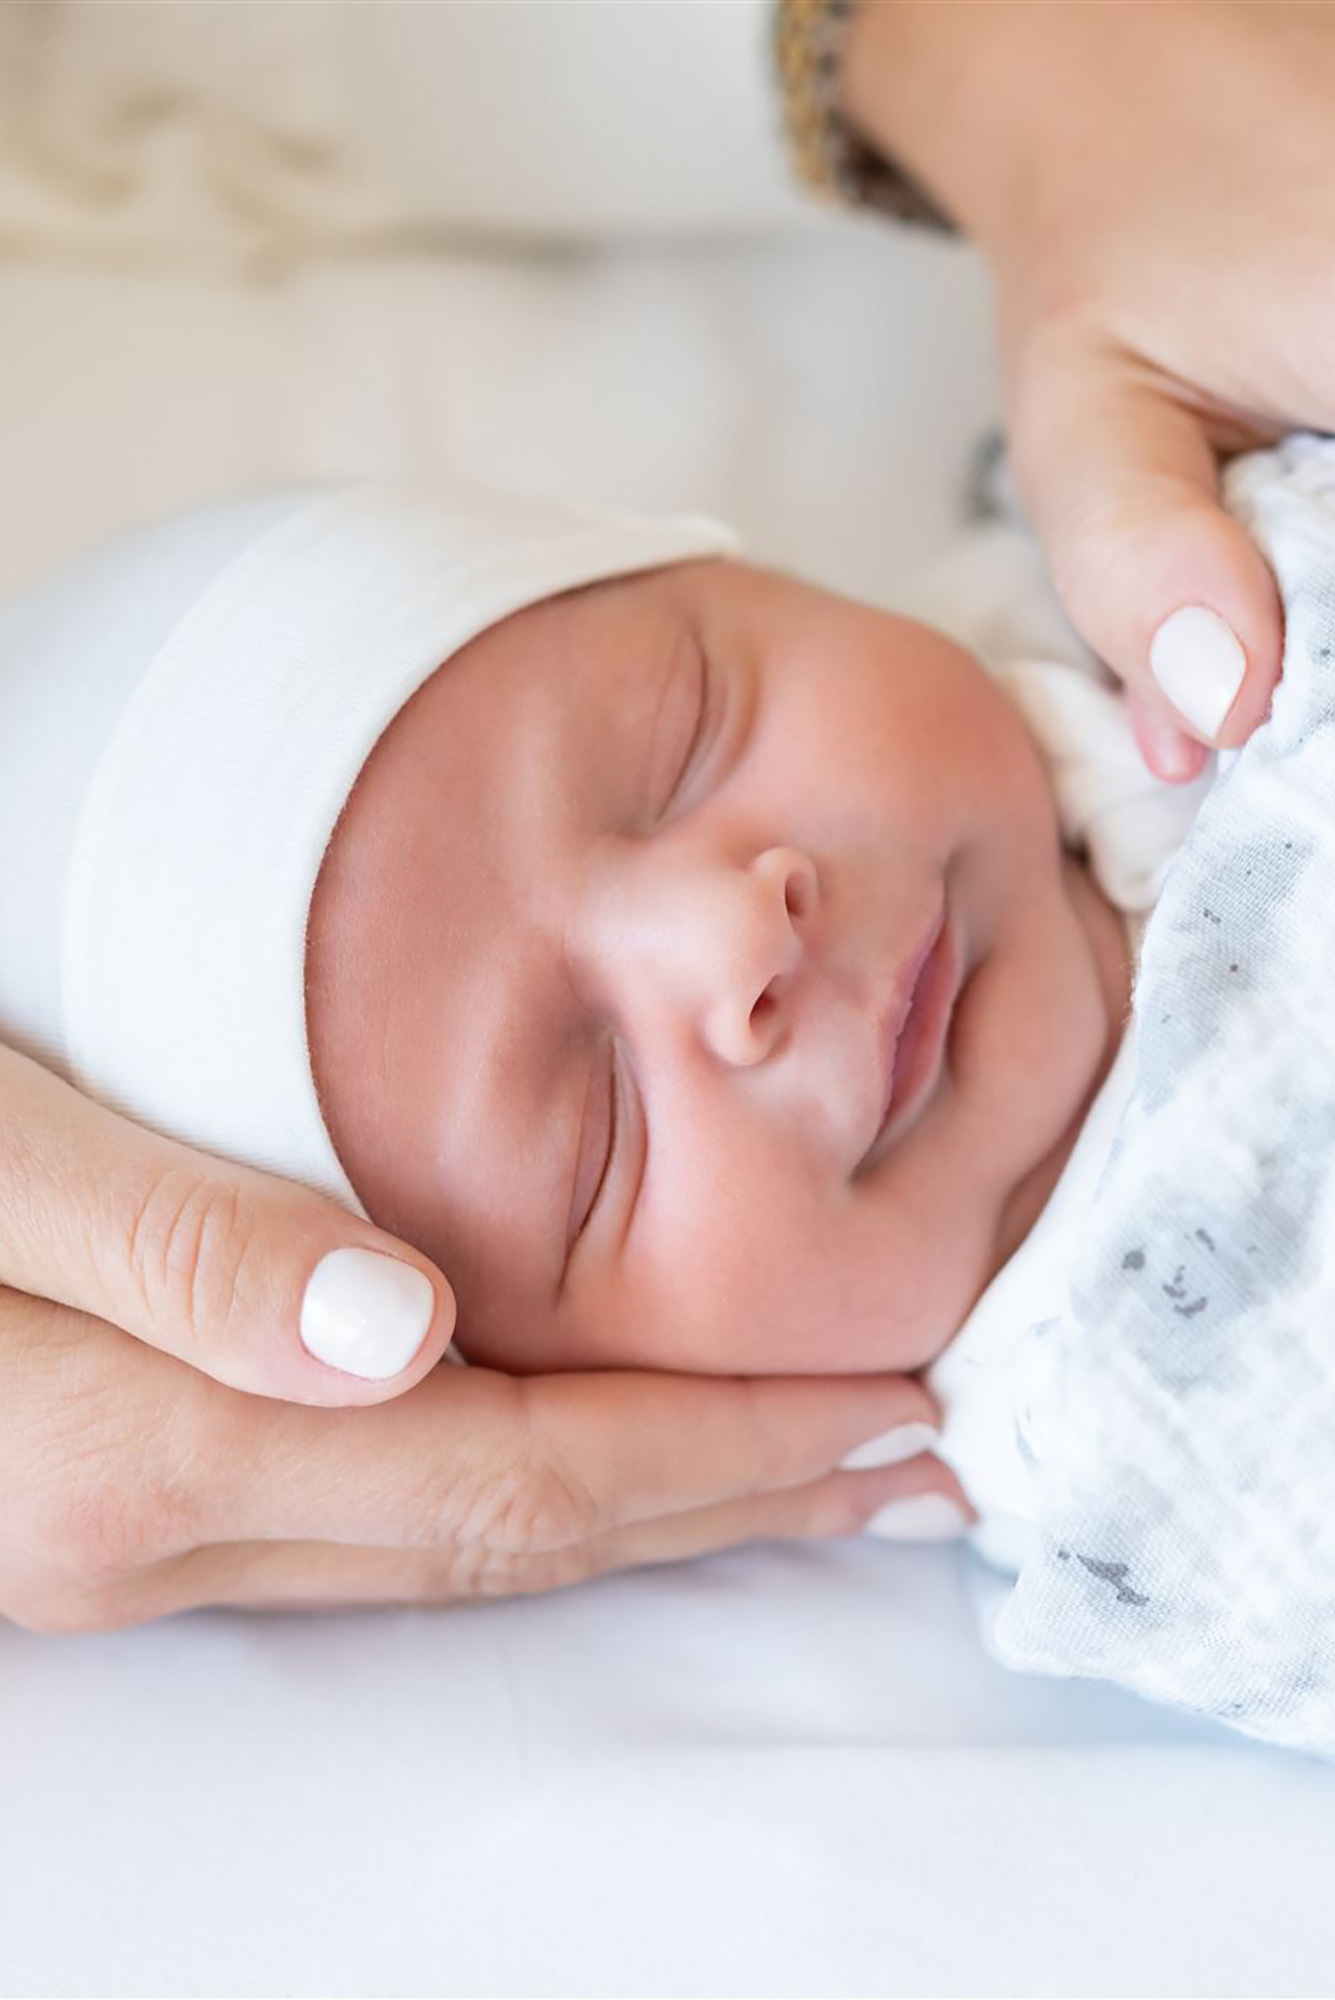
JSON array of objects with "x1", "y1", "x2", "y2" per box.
[{"x1": 0, "y1": 1041, "x2": 968, "y2": 1629}]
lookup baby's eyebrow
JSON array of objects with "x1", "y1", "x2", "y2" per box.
[{"x1": 635, "y1": 622, "x2": 694, "y2": 808}]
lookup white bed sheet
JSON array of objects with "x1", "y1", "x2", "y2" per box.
[{"x1": 3, "y1": 224, "x2": 1334, "y2": 1999}]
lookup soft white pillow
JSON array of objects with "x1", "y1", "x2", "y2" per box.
[
  {"x1": 0, "y1": 0, "x2": 820, "y2": 264},
  {"x1": 325, "y1": 0, "x2": 820, "y2": 239}
]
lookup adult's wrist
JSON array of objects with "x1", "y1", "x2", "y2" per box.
[
  {"x1": 840, "y1": 3, "x2": 1052, "y2": 253},
  {"x1": 839, "y1": 2, "x2": 1249, "y2": 268}
]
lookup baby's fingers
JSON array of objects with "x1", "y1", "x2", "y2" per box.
[{"x1": 0, "y1": 1041, "x2": 454, "y2": 1405}]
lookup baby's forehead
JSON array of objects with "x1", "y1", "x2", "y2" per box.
[
  {"x1": 405, "y1": 557, "x2": 741, "y2": 768},
  {"x1": 487, "y1": 551, "x2": 732, "y2": 644}
]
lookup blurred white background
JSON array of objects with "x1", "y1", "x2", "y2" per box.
[{"x1": 0, "y1": 0, "x2": 998, "y2": 601}]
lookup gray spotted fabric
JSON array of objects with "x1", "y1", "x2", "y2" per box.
[{"x1": 992, "y1": 434, "x2": 1335, "y2": 1756}]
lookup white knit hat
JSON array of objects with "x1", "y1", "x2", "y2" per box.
[{"x1": 0, "y1": 483, "x2": 737, "y2": 1215}]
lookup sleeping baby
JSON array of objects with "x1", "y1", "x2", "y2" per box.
[{"x1": 1, "y1": 443, "x2": 1330, "y2": 1753}]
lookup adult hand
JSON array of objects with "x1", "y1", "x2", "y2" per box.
[
  {"x1": 0, "y1": 1042, "x2": 964, "y2": 1631},
  {"x1": 844, "y1": 2, "x2": 1335, "y2": 781}
]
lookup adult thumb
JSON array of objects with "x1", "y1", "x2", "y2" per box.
[
  {"x1": 0, "y1": 1040, "x2": 456, "y2": 1406},
  {"x1": 1008, "y1": 336, "x2": 1284, "y2": 779}
]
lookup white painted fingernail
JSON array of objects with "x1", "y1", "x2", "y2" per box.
[
  {"x1": 863, "y1": 1494, "x2": 970, "y2": 1542},
  {"x1": 300, "y1": 1247, "x2": 436, "y2": 1380},
  {"x1": 1149, "y1": 606, "x2": 1247, "y2": 741},
  {"x1": 840, "y1": 1421, "x2": 940, "y2": 1471}
]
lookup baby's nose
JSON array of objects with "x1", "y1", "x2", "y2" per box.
[{"x1": 701, "y1": 847, "x2": 818, "y2": 1068}]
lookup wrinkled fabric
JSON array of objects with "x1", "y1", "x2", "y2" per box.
[{"x1": 992, "y1": 433, "x2": 1335, "y2": 1757}]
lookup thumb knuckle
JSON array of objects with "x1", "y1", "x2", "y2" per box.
[{"x1": 121, "y1": 1167, "x2": 254, "y2": 1361}]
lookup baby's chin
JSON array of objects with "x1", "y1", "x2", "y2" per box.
[{"x1": 991, "y1": 859, "x2": 1131, "y2": 1269}]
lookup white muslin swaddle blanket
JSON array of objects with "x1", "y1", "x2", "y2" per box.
[{"x1": 947, "y1": 433, "x2": 1335, "y2": 1757}]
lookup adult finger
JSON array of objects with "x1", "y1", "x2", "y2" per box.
[
  {"x1": 567, "y1": 1446, "x2": 970, "y2": 1578},
  {"x1": 106, "y1": 1455, "x2": 971, "y2": 1621},
  {"x1": 199, "y1": 1362, "x2": 948, "y2": 1550},
  {"x1": 0, "y1": 1041, "x2": 455, "y2": 1404},
  {"x1": 1124, "y1": 689, "x2": 1212, "y2": 787},
  {"x1": 1007, "y1": 322, "x2": 1285, "y2": 776}
]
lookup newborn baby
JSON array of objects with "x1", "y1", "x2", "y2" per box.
[
  {"x1": 307, "y1": 551, "x2": 1132, "y2": 1388},
  {"x1": 12, "y1": 455, "x2": 1335, "y2": 1752},
  {"x1": 0, "y1": 476, "x2": 1200, "y2": 1567}
]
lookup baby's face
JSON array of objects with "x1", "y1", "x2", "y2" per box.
[{"x1": 307, "y1": 559, "x2": 1129, "y2": 1375}]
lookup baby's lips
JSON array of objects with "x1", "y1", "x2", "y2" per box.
[{"x1": 838, "y1": 1420, "x2": 940, "y2": 1471}]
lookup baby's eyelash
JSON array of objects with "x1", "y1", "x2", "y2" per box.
[
  {"x1": 662, "y1": 642, "x2": 710, "y2": 815},
  {"x1": 572, "y1": 1046, "x2": 619, "y2": 1246}
]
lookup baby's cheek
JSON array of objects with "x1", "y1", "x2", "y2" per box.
[{"x1": 616, "y1": 1176, "x2": 867, "y2": 1375}]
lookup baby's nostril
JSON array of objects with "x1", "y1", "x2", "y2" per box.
[{"x1": 750, "y1": 986, "x2": 778, "y2": 1034}]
